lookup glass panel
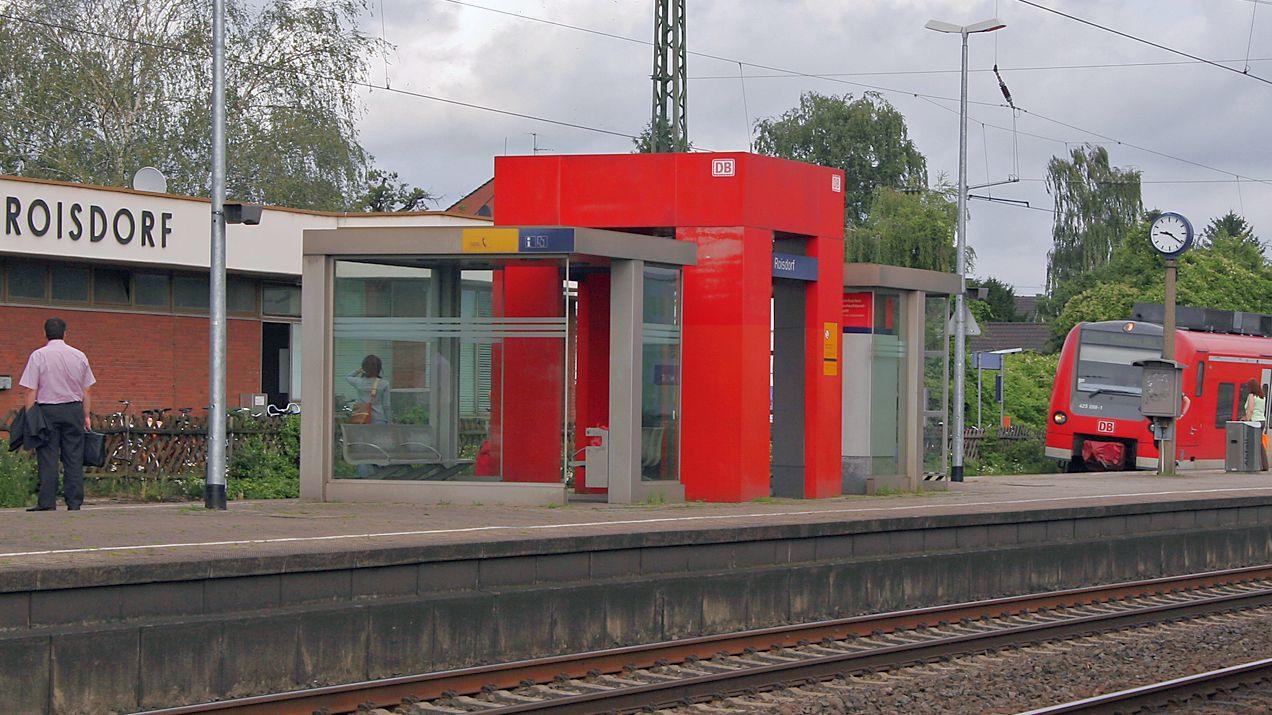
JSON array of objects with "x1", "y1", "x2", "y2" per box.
[
  {"x1": 1215, "y1": 382, "x2": 1236, "y2": 428},
  {"x1": 50, "y1": 265, "x2": 89, "y2": 302},
  {"x1": 7, "y1": 262, "x2": 47, "y2": 300},
  {"x1": 228, "y1": 277, "x2": 257, "y2": 314},
  {"x1": 172, "y1": 274, "x2": 209, "y2": 310},
  {"x1": 923, "y1": 295, "x2": 949, "y2": 476},
  {"x1": 870, "y1": 292, "x2": 906, "y2": 476},
  {"x1": 262, "y1": 283, "x2": 301, "y2": 316},
  {"x1": 94, "y1": 268, "x2": 131, "y2": 304},
  {"x1": 134, "y1": 273, "x2": 170, "y2": 307},
  {"x1": 641, "y1": 265, "x2": 680, "y2": 482},
  {"x1": 332, "y1": 259, "x2": 567, "y2": 484}
]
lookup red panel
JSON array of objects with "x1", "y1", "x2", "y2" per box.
[
  {"x1": 573, "y1": 273, "x2": 610, "y2": 493},
  {"x1": 560, "y1": 154, "x2": 679, "y2": 228},
  {"x1": 498, "y1": 264, "x2": 565, "y2": 483},
  {"x1": 804, "y1": 235, "x2": 844, "y2": 498},
  {"x1": 493, "y1": 155, "x2": 562, "y2": 225}
]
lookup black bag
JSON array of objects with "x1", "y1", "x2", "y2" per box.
[{"x1": 82, "y1": 430, "x2": 106, "y2": 468}]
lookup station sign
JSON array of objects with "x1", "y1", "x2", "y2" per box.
[
  {"x1": 842, "y1": 291, "x2": 873, "y2": 333},
  {"x1": 462, "y1": 227, "x2": 576, "y2": 254},
  {"x1": 771, "y1": 252, "x2": 817, "y2": 281}
]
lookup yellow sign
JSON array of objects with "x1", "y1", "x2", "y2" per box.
[
  {"x1": 822, "y1": 321, "x2": 839, "y2": 375},
  {"x1": 461, "y1": 228, "x2": 519, "y2": 253}
]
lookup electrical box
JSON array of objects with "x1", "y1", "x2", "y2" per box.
[
  {"x1": 1135, "y1": 358, "x2": 1184, "y2": 418},
  {"x1": 0, "y1": 376, "x2": 11, "y2": 391},
  {"x1": 583, "y1": 427, "x2": 609, "y2": 488}
]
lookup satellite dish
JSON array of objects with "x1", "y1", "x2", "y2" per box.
[{"x1": 132, "y1": 166, "x2": 168, "y2": 194}]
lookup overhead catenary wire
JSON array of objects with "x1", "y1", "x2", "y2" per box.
[
  {"x1": 689, "y1": 57, "x2": 1272, "y2": 80},
  {"x1": 1015, "y1": 0, "x2": 1272, "y2": 86},
  {"x1": 0, "y1": 11, "x2": 640, "y2": 142}
]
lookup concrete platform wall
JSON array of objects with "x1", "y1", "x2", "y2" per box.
[{"x1": 3, "y1": 499, "x2": 1272, "y2": 713}]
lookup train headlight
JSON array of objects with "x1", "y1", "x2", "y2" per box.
[{"x1": 1052, "y1": 411, "x2": 1068, "y2": 425}]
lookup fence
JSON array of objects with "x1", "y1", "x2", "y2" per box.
[
  {"x1": 962, "y1": 425, "x2": 1033, "y2": 461},
  {"x1": 1, "y1": 409, "x2": 292, "y2": 476}
]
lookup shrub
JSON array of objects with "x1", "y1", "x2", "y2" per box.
[
  {"x1": 227, "y1": 416, "x2": 300, "y2": 500},
  {"x1": 0, "y1": 448, "x2": 38, "y2": 508}
]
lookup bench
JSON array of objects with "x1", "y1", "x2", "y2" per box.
[{"x1": 339, "y1": 423, "x2": 472, "y2": 480}]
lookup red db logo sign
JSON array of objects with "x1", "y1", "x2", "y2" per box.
[
  {"x1": 711, "y1": 158, "x2": 736, "y2": 177},
  {"x1": 1097, "y1": 420, "x2": 1115, "y2": 433}
]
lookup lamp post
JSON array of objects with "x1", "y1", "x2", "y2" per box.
[{"x1": 925, "y1": 17, "x2": 1005, "y2": 482}]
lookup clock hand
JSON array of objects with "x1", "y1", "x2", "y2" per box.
[{"x1": 1160, "y1": 230, "x2": 1176, "y2": 238}]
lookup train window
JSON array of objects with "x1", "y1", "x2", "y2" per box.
[
  {"x1": 1215, "y1": 382, "x2": 1236, "y2": 428},
  {"x1": 1195, "y1": 362, "x2": 1205, "y2": 397}
]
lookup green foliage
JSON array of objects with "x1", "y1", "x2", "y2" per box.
[
  {"x1": 1044, "y1": 145, "x2": 1143, "y2": 295},
  {"x1": 227, "y1": 416, "x2": 299, "y2": 500},
  {"x1": 847, "y1": 186, "x2": 959, "y2": 271},
  {"x1": 1200, "y1": 211, "x2": 1262, "y2": 256},
  {"x1": 1046, "y1": 217, "x2": 1272, "y2": 348},
  {"x1": 0, "y1": 0, "x2": 416, "y2": 211},
  {"x1": 632, "y1": 118, "x2": 690, "y2": 153},
  {"x1": 353, "y1": 168, "x2": 437, "y2": 212},
  {"x1": 0, "y1": 449, "x2": 38, "y2": 508},
  {"x1": 968, "y1": 276, "x2": 1019, "y2": 322},
  {"x1": 755, "y1": 92, "x2": 927, "y2": 226},
  {"x1": 969, "y1": 436, "x2": 1058, "y2": 476}
]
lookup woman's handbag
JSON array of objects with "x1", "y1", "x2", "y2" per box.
[{"x1": 348, "y1": 379, "x2": 380, "y2": 424}]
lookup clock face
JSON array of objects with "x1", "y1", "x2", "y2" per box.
[{"x1": 1149, "y1": 212, "x2": 1193, "y2": 256}]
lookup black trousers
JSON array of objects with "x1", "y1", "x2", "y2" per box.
[{"x1": 35, "y1": 402, "x2": 86, "y2": 509}]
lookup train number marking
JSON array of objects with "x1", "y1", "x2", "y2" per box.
[{"x1": 1097, "y1": 420, "x2": 1116, "y2": 434}]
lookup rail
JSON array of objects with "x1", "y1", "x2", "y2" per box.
[
  {"x1": 137, "y1": 563, "x2": 1272, "y2": 715},
  {"x1": 1017, "y1": 657, "x2": 1272, "y2": 714}
]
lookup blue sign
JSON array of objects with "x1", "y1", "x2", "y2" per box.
[
  {"x1": 772, "y1": 252, "x2": 818, "y2": 281},
  {"x1": 518, "y1": 227, "x2": 575, "y2": 253},
  {"x1": 974, "y1": 352, "x2": 1003, "y2": 370}
]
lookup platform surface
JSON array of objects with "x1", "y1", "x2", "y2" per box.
[{"x1": 2, "y1": 470, "x2": 1272, "y2": 579}]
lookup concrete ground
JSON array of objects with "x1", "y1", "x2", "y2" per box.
[{"x1": 2, "y1": 470, "x2": 1271, "y2": 575}]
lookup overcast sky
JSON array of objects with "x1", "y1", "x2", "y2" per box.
[{"x1": 352, "y1": 0, "x2": 1271, "y2": 294}]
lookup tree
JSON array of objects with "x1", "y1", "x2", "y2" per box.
[
  {"x1": 968, "y1": 277, "x2": 1019, "y2": 322},
  {"x1": 1201, "y1": 210, "x2": 1261, "y2": 257},
  {"x1": 0, "y1": 0, "x2": 410, "y2": 211},
  {"x1": 355, "y1": 168, "x2": 437, "y2": 212},
  {"x1": 847, "y1": 186, "x2": 960, "y2": 271},
  {"x1": 632, "y1": 118, "x2": 690, "y2": 153},
  {"x1": 755, "y1": 92, "x2": 927, "y2": 226},
  {"x1": 1044, "y1": 145, "x2": 1143, "y2": 295}
]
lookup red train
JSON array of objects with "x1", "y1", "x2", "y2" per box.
[{"x1": 1046, "y1": 317, "x2": 1272, "y2": 471}]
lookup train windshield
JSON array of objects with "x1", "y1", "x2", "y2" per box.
[{"x1": 1075, "y1": 330, "x2": 1162, "y2": 396}]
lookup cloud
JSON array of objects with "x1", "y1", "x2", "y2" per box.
[{"x1": 354, "y1": 0, "x2": 1272, "y2": 289}]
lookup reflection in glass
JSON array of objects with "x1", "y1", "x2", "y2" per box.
[
  {"x1": 870, "y1": 291, "x2": 906, "y2": 476},
  {"x1": 641, "y1": 265, "x2": 681, "y2": 481},
  {"x1": 331, "y1": 259, "x2": 567, "y2": 483}
]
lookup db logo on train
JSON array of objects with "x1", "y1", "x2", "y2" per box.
[{"x1": 1097, "y1": 420, "x2": 1116, "y2": 434}]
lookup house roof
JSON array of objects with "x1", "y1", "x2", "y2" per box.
[
  {"x1": 969, "y1": 322, "x2": 1052, "y2": 354},
  {"x1": 1014, "y1": 294, "x2": 1042, "y2": 322},
  {"x1": 448, "y1": 177, "x2": 494, "y2": 218}
]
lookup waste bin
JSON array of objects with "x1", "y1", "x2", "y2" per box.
[{"x1": 1225, "y1": 421, "x2": 1262, "y2": 472}]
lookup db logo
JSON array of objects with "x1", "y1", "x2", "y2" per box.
[
  {"x1": 1097, "y1": 420, "x2": 1116, "y2": 434},
  {"x1": 711, "y1": 158, "x2": 736, "y2": 177},
  {"x1": 831, "y1": 174, "x2": 843, "y2": 193}
]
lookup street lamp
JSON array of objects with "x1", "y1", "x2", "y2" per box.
[{"x1": 925, "y1": 16, "x2": 1006, "y2": 482}]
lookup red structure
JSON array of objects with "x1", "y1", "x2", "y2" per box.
[{"x1": 495, "y1": 153, "x2": 846, "y2": 502}]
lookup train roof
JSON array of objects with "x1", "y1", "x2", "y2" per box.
[{"x1": 1079, "y1": 319, "x2": 1272, "y2": 356}]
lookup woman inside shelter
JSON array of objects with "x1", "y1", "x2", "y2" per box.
[{"x1": 346, "y1": 354, "x2": 391, "y2": 476}]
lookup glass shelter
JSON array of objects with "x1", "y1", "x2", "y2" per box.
[
  {"x1": 300, "y1": 226, "x2": 695, "y2": 505},
  {"x1": 841, "y1": 264, "x2": 959, "y2": 493}
]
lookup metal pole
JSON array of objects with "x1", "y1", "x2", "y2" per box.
[
  {"x1": 977, "y1": 361, "x2": 982, "y2": 428},
  {"x1": 951, "y1": 31, "x2": 970, "y2": 482},
  {"x1": 1160, "y1": 259, "x2": 1178, "y2": 476},
  {"x1": 206, "y1": 0, "x2": 228, "y2": 509},
  {"x1": 1000, "y1": 355, "x2": 1006, "y2": 428}
]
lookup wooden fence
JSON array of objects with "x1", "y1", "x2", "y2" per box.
[
  {"x1": 962, "y1": 425, "x2": 1033, "y2": 461},
  {"x1": 2, "y1": 410, "x2": 292, "y2": 476}
]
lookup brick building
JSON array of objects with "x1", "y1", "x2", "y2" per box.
[{"x1": 0, "y1": 175, "x2": 487, "y2": 416}]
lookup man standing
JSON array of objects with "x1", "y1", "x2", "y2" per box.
[{"x1": 19, "y1": 317, "x2": 95, "y2": 511}]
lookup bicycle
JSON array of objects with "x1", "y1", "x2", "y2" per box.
[
  {"x1": 266, "y1": 402, "x2": 301, "y2": 417},
  {"x1": 106, "y1": 400, "x2": 161, "y2": 474}
]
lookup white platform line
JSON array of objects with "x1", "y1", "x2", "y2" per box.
[{"x1": 0, "y1": 487, "x2": 1269, "y2": 559}]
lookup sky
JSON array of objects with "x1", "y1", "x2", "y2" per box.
[{"x1": 351, "y1": 0, "x2": 1272, "y2": 294}]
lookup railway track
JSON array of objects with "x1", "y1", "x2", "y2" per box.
[
  {"x1": 1018, "y1": 657, "x2": 1272, "y2": 714},
  {"x1": 141, "y1": 564, "x2": 1272, "y2": 715}
]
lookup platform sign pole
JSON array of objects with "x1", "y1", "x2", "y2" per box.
[
  {"x1": 976, "y1": 357, "x2": 982, "y2": 428},
  {"x1": 205, "y1": 0, "x2": 228, "y2": 509},
  {"x1": 1160, "y1": 258, "x2": 1178, "y2": 476}
]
